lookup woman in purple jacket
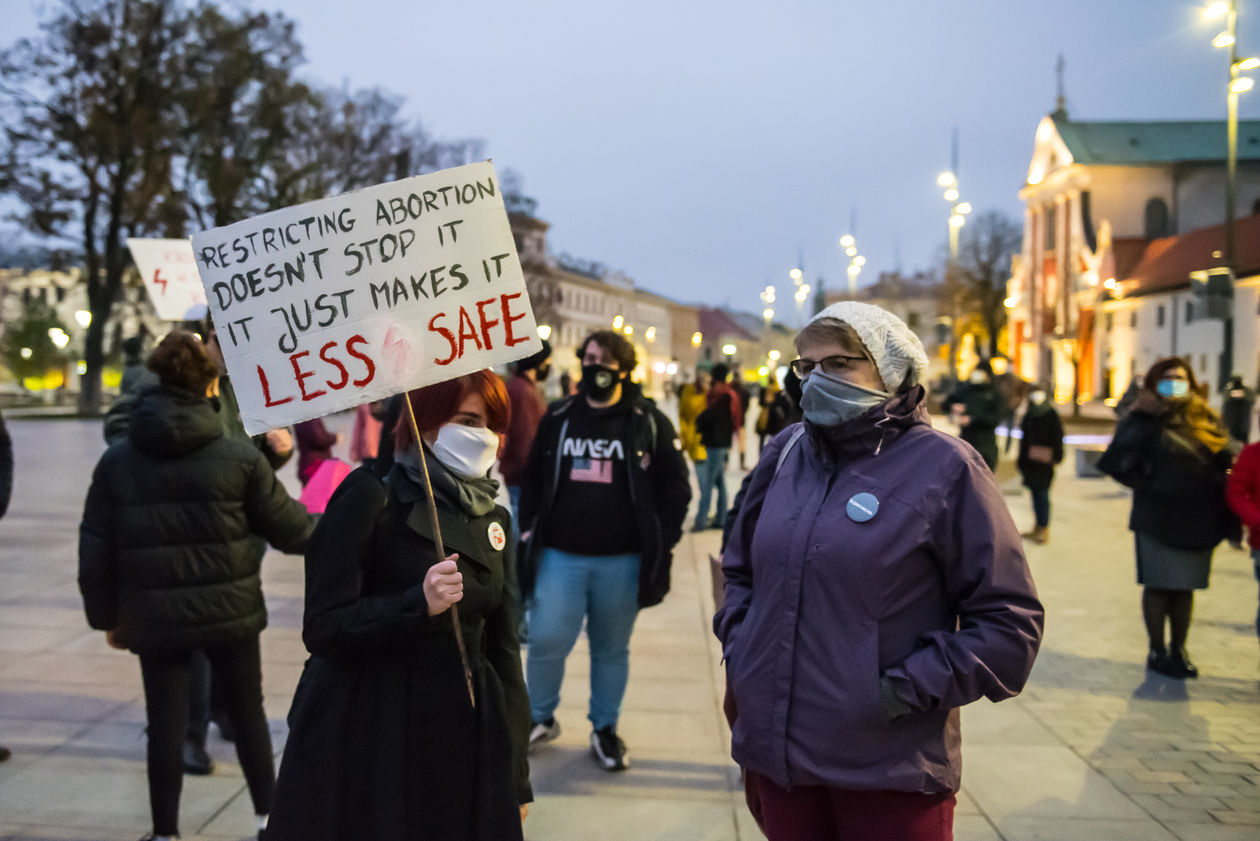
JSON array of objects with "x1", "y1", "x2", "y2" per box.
[{"x1": 715, "y1": 301, "x2": 1044, "y2": 841}]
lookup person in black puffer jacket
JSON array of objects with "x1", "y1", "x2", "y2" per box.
[{"x1": 78, "y1": 330, "x2": 313, "y2": 841}]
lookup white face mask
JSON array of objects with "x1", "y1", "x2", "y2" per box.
[
  {"x1": 1030, "y1": 390, "x2": 1047, "y2": 405},
  {"x1": 430, "y1": 423, "x2": 500, "y2": 480},
  {"x1": 969, "y1": 371, "x2": 988, "y2": 384}
]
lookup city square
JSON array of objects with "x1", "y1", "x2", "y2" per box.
[{"x1": 2, "y1": 1, "x2": 1260, "y2": 840}]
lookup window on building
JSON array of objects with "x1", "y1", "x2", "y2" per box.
[
  {"x1": 906, "y1": 311, "x2": 920, "y2": 330},
  {"x1": 1045, "y1": 205, "x2": 1056, "y2": 250},
  {"x1": 1131, "y1": 311, "x2": 1137, "y2": 328},
  {"x1": 1200, "y1": 354, "x2": 1207, "y2": 373},
  {"x1": 56, "y1": 287, "x2": 66, "y2": 303},
  {"x1": 1157, "y1": 305, "x2": 1165, "y2": 327},
  {"x1": 1105, "y1": 313, "x2": 1114, "y2": 331},
  {"x1": 1253, "y1": 197, "x2": 1260, "y2": 216},
  {"x1": 1144, "y1": 198, "x2": 1170, "y2": 239}
]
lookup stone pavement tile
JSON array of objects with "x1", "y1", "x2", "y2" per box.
[
  {"x1": 623, "y1": 676, "x2": 720, "y2": 714},
  {"x1": 0, "y1": 652, "x2": 136, "y2": 686},
  {"x1": 960, "y1": 700, "x2": 1061, "y2": 746},
  {"x1": 521, "y1": 793, "x2": 741, "y2": 841},
  {"x1": 0, "y1": 684, "x2": 136, "y2": 723},
  {"x1": 0, "y1": 824, "x2": 140, "y2": 840},
  {"x1": 1166, "y1": 823, "x2": 1260, "y2": 840},
  {"x1": 955, "y1": 786, "x2": 982, "y2": 814},
  {"x1": 1209, "y1": 810, "x2": 1260, "y2": 825},
  {"x1": 963, "y1": 744, "x2": 1149, "y2": 821},
  {"x1": 991, "y1": 817, "x2": 1178, "y2": 841},
  {"x1": 1128, "y1": 794, "x2": 1218, "y2": 823},
  {"x1": 955, "y1": 814, "x2": 1002, "y2": 841}
]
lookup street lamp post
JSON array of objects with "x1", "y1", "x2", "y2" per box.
[
  {"x1": 938, "y1": 159, "x2": 971, "y2": 378},
  {"x1": 1206, "y1": 0, "x2": 1256, "y2": 387}
]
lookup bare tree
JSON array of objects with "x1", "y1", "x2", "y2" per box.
[
  {"x1": 956, "y1": 211, "x2": 1022, "y2": 360},
  {"x1": 1, "y1": 0, "x2": 189, "y2": 412}
]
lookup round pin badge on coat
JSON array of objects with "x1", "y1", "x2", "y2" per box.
[
  {"x1": 846, "y1": 493, "x2": 879, "y2": 523},
  {"x1": 487, "y1": 522, "x2": 507, "y2": 551}
]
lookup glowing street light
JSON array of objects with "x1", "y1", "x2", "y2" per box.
[
  {"x1": 1214, "y1": 31, "x2": 1237, "y2": 48},
  {"x1": 623, "y1": 325, "x2": 633, "y2": 336},
  {"x1": 645, "y1": 326, "x2": 656, "y2": 342},
  {"x1": 768, "y1": 349, "x2": 781, "y2": 361},
  {"x1": 19, "y1": 347, "x2": 32, "y2": 360},
  {"x1": 853, "y1": 255, "x2": 866, "y2": 267},
  {"x1": 943, "y1": 187, "x2": 960, "y2": 202},
  {"x1": 536, "y1": 324, "x2": 552, "y2": 341},
  {"x1": 48, "y1": 328, "x2": 70, "y2": 350},
  {"x1": 763, "y1": 307, "x2": 775, "y2": 321},
  {"x1": 845, "y1": 245, "x2": 858, "y2": 257},
  {"x1": 839, "y1": 234, "x2": 855, "y2": 248},
  {"x1": 691, "y1": 331, "x2": 703, "y2": 347},
  {"x1": 721, "y1": 343, "x2": 737, "y2": 356},
  {"x1": 1231, "y1": 76, "x2": 1255, "y2": 92},
  {"x1": 74, "y1": 310, "x2": 92, "y2": 328},
  {"x1": 1205, "y1": 1, "x2": 1230, "y2": 17},
  {"x1": 956, "y1": 202, "x2": 973, "y2": 215},
  {"x1": 1239, "y1": 56, "x2": 1260, "y2": 70},
  {"x1": 937, "y1": 171, "x2": 957, "y2": 187},
  {"x1": 789, "y1": 267, "x2": 803, "y2": 283},
  {"x1": 949, "y1": 213, "x2": 967, "y2": 229}
]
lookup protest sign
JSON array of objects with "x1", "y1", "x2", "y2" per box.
[
  {"x1": 127, "y1": 238, "x2": 208, "y2": 321},
  {"x1": 190, "y1": 161, "x2": 541, "y2": 435}
]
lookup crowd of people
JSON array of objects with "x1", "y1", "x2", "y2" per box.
[{"x1": 65, "y1": 300, "x2": 1260, "y2": 841}]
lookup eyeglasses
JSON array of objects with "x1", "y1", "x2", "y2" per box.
[{"x1": 789, "y1": 355, "x2": 869, "y2": 378}]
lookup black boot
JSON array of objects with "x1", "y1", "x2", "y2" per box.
[
  {"x1": 1169, "y1": 649, "x2": 1199, "y2": 679},
  {"x1": 182, "y1": 739, "x2": 214, "y2": 775},
  {"x1": 1147, "y1": 649, "x2": 1180, "y2": 678}
]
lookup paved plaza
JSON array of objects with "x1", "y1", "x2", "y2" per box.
[{"x1": 0, "y1": 414, "x2": 1258, "y2": 840}]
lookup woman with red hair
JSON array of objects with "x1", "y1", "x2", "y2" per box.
[{"x1": 267, "y1": 371, "x2": 532, "y2": 840}]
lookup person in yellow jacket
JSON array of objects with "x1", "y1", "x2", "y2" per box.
[{"x1": 678, "y1": 369, "x2": 711, "y2": 463}]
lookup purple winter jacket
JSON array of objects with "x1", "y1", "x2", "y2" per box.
[{"x1": 714, "y1": 387, "x2": 1043, "y2": 794}]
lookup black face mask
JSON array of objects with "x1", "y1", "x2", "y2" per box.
[
  {"x1": 581, "y1": 364, "x2": 620, "y2": 401},
  {"x1": 536, "y1": 363, "x2": 551, "y2": 383}
]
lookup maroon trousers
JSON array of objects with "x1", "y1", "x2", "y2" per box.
[{"x1": 744, "y1": 769, "x2": 955, "y2": 841}]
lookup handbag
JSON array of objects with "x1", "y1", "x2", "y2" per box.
[
  {"x1": 1027, "y1": 444, "x2": 1055, "y2": 464},
  {"x1": 299, "y1": 458, "x2": 353, "y2": 513}
]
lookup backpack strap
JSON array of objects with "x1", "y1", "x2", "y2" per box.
[{"x1": 774, "y1": 426, "x2": 807, "y2": 476}]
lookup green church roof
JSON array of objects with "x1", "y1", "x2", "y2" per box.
[{"x1": 1053, "y1": 114, "x2": 1260, "y2": 165}]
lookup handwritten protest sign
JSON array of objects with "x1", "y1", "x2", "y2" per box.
[
  {"x1": 190, "y1": 161, "x2": 541, "y2": 435},
  {"x1": 127, "y1": 238, "x2": 208, "y2": 321}
]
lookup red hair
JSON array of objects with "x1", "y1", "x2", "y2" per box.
[{"x1": 394, "y1": 369, "x2": 510, "y2": 451}]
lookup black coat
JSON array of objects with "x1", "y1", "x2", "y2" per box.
[
  {"x1": 1016, "y1": 404, "x2": 1065, "y2": 490},
  {"x1": 518, "y1": 383, "x2": 691, "y2": 608},
  {"x1": 78, "y1": 385, "x2": 312, "y2": 653},
  {"x1": 1097, "y1": 409, "x2": 1237, "y2": 550},
  {"x1": 267, "y1": 466, "x2": 531, "y2": 841}
]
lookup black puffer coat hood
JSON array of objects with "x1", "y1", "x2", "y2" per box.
[
  {"x1": 79, "y1": 386, "x2": 313, "y2": 653},
  {"x1": 129, "y1": 385, "x2": 222, "y2": 458}
]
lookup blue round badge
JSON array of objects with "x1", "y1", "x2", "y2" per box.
[{"x1": 846, "y1": 492, "x2": 879, "y2": 523}]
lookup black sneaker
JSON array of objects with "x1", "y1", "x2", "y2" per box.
[
  {"x1": 590, "y1": 726, "x2": 628, "y2": 771},
  {"x1": 182, "y1": 740, "x2": 214, "y2": 775},
  {"x1": 528, "y1": 718, "x2": 560, "y2": 751}
]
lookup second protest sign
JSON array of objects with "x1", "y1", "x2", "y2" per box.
[{"x1": 190, "y1": 161, "x2": 541, "y2": 435}]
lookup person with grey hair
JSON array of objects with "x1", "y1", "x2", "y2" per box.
[{"x1": 714, "y1": 301, "x2": 1044, "y2": 840}]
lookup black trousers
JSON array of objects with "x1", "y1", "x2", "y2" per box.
[{"x1": 138, "y1": 637, "x2": 275, "y2": 836}]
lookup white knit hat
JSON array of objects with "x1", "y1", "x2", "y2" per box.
[{"x1": 807, "y1": 301, "x2": 929, "y2": 392}]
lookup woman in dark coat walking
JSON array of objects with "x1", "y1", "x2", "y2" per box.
[
  {"x1": 78, "y1": 330, "x2": 314, "y2": 841},
  {"x1": 1098, "y1": 357, "x2": 1238, "y2": 679},
  {"x1": 267, "y1": 370, "x2": 532, "y2": 841},
  {"x1": 1016, "y1": 384, "x2": 1064, "y2": 544}
]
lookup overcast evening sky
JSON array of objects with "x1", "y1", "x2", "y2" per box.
[{"x1": 7, "y1": 0, "x2": 1260, "y2": 315}]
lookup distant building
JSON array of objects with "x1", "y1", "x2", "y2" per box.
[
  {"x1": 1009, "y1": 110, "x2": 1260, "y2": 402},
  {"x1": 824, "y1": 271, "x2": 948, "y2": 379},
  {"x1": 1097, "y1": 214, "x2": 1260, "y2": 400}
]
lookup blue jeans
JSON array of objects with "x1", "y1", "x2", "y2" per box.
[
  {"x1": 1252, "y1": 550, "x2": 1260, "y2": 640},
  {"x1": 1029, "y1": 486, "x2": 1051, "y2": 528},
  {"x1": 526, "y1": 548, "x2": 640, "y2": 730},
  {"x1": 695, "y1": 447, "x2": 729, "y2": 529}
]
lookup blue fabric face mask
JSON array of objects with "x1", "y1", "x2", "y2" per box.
[
  {"x1": 800, "y1": 370, "x2": 890, "y2": 427},
  {"x1": 1156, "y1": 379, "x2": 1189, "y2": 398}
]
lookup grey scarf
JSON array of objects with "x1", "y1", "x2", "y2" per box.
[{"x1": 394, "y1": 444, "x2": 499, "y2": 517}]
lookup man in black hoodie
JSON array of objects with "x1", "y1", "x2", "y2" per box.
[{"x1": 518, "y1": 330, "x2": 690, "y2": 772}]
